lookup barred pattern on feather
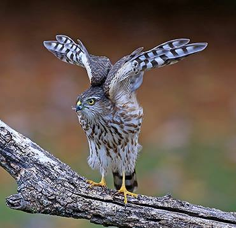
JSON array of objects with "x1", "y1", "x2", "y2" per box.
[{"x1": 44, "y1": 35, "x2": 207, "y2": 204}]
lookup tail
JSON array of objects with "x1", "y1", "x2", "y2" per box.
[{"x1": 113, "y1": 170, "x2": 138, "y2": 192}]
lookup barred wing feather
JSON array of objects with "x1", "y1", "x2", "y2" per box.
[
  {"x1": 43, "y1": 35, "x2": 112, "y2": 85},
  {"x1": 106, "y1": 39, "x2": 207, "y2": 98},
  {"x1": 44, "y1": 35, "x2": 87, "y2": 67},
  {"x1": 135, "y1": 42, "x2": 207, "y2": 71}
]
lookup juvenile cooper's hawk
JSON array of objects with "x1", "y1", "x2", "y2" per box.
[{"x1": 44, "y1": 35, "x2": 207, "y2": 204}]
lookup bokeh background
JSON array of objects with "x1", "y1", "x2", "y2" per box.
[{"x1": 0, "y1": 0, "x2": 235, "y2": 227}]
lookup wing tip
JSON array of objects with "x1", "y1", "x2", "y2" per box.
[
  {"x1": 174, "y1": 38, "x2": 190, "y2": 45},
  {"x1": 172, "y1": 39, "x2": 208, "y2": 51},
  {"x1": 43, "y1": 40, "x2": 52, "y2": 49},
  {"x1": 192, "y1": 42, "x2": 208, "y2": 52},
  {"x1": 200, "y1": 42, "x2": 208, "y2": 50}
]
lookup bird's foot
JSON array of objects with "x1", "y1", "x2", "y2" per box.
[
  {"x1": 117, "y1": 185, "x2": 138, "y2": 204},
  {"x1": 87, "y1": 177, "x2": 106, "y2": 188}
]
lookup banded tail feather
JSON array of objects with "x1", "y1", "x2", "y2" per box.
[{"x1": 113, "y1": 170, "x2": 138, "y2": 192}]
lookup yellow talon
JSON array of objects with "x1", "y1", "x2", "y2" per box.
[
  {"x1": 117, "y1": 171, "x2": 138, "y2": 204},
  {"x1": 118, "y1": 184, "x2": 138, "y2": 204},
  {"x1": 87, "y1": 176, "x2": 106, "y2": 187}
]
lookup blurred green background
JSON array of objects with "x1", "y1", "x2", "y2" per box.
[{"x1": 0, "y1": 0, "x2": 235, "y2": 227}]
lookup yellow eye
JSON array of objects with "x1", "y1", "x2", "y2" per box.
[{"x1": 87, "y1": 98, "x2": 95, "y2": 105}]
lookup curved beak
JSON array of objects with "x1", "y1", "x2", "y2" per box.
[
  {"x1": 76, "y1": 104, "x2": 83, "y2": 111},
  {"x1": 76, "y1": 100, "x2": 83, "y2": 112}
]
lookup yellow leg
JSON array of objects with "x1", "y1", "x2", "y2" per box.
[
  {"x1": 117, "y1": 171, "x2": 138, "y2": 204},
  {"x1": 87, "y1": 176, "x2": 106, "y2": 187}
]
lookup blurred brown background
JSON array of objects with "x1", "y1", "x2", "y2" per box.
[{"x1": 0, "y1": 0, "x2": 235, "y2": 227}]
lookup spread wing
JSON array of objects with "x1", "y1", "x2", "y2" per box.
[
  {"x1": 104, "y1": 38, "x2": 208, "y2": 99},
  {"x1": 44, "y1": 35, "x2": 112, "y2": 86}
]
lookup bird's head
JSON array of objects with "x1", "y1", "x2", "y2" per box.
[{"x1": 74, "y1": 86, "x2": 111, "y2": 120}]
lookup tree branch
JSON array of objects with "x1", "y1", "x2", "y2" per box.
[{"x1": 0, "y1": 120, "x2": 235, "y2": 228}]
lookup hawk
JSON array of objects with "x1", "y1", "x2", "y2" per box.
[{"x1": 44, "y1": 35, "x2": 207, "y2": 204}]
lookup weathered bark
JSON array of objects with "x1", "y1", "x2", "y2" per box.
[{"x1": 0, "y1": 120, "x2": 235, "y2": 228}]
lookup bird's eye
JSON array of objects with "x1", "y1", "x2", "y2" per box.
[{"x1": 87, "y1": 98, "x2": 95, "y2": 105}]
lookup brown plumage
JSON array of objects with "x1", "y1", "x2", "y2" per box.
[{"x1": 44, "y1": 35, "x2": 207, "y2": 203}]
